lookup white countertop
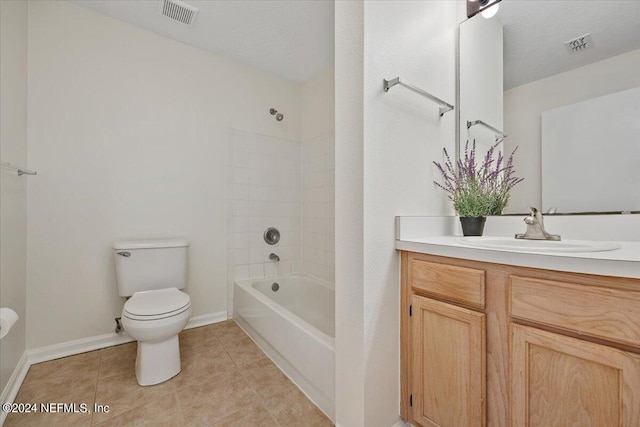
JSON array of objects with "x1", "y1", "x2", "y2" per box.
[
  {"x1": 395, "y1": 215, "x2": 640, "y2": 279},
  {"x1": 396, "y1": 236, "x2": 640, "y2": 279}
]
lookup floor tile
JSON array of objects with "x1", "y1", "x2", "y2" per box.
[
  {"x1": 241, "y1": 357, "x2": 298, "y2": 399},
  {"x1": 210, "y1": 402, "x2": 279, "y2": 427},
  {"x1": 13, "y1": 372, "x2": 96, "y2": 404},
  {"x1": 177, "y1": 370, "x2": 259, "y2": 427},
  {"x1": 92, "y1": 392, "x2": 184, "y2": 427},
  {"x1": 5, "y1": 408, "x2": 93, "y2": 427},
  {"x1": 6, "y1": 320, "x2": 334, "y2": 427},
  {"x1": 6, "y1": 381, "x2": 95, "y2": 426},
  {"x1": 208, "y1": 321, "x2": 245, "y2": 344},
  {"x1": 92, "y1": 372, "x2": 175, "y2": 424},
  {"x1": 98, "y1": 343, "x2": 137, "y2": 380},
  {"x1": 223, "y1": 333, "x2": 269, "y2": 368},
  {"x1": 171, "y1": 346, "x2": 236, "y2": 390},
  {"x1": 179, "y1": 325, "x2": 222, "y2": 354},
  {"x1": 262, "y1": 386, "x2": 333, "y2": 427},
  {"x1": 20, "y1": 351, "x2": 100, "y2": 393},
  {"x1": 97, "y1": 342, "x2": 136, "y2": 361}
]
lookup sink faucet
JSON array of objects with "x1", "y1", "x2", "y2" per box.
[
  {"x1": 515, "y1": 207, "x2": 561, "y2": 241},
  {"x1": 269, "y1": 253, "x2": 280, "y2": 262}
]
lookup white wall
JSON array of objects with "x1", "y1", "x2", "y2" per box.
[
  {"x1": 335, "y1": 1, "x2": 365, "y2": 425},
  {"x1": 26, "y1": 1, "x2": 301, "y2": 349},
  {"x1": 301, "y1": 66, "x2": 335, "y2": 143},
  {"x1": 301, "y1": 67, "x2": 335, "y2": 283},
  {"x1": 226, "y1": 129, "x2": 302, "y2": 314},
  {"x1": 0, "y1": 0, "x2": 28, "y2": 395},
  {"x1": 335, "y1": 1, "x2": 461, "y2": 426},
  {"x1": 504, "y1": 48, "x2": 640, "y2": 213},
  {"x1": 363, "y1": 2, "x2": 460, "y2": 425}
]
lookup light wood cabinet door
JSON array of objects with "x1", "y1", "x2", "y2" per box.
[
  {"x1": 511, "y1": 324, "x2": 640, "y2": 426},
  {"x1": 411, "y1": 295, "x2": 486, "y2": 427}
]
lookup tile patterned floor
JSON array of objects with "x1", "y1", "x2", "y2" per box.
[{"x1": 5, "y1": 321, "x2": 333, "y2": 427}]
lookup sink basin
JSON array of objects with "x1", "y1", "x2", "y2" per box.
[{"x1": 456, "y1": 237, "x2": 620, "y2": 253}]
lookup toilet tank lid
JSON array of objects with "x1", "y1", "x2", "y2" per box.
[{"x1": 112, "y1": 239, "x2": 189, "y2": 250}]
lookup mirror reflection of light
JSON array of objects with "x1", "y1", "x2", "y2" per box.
[{"x1": 481, "y1": 1, "x2": 500, "y2": 19}]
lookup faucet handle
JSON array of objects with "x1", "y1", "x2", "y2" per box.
[{"x1": 529, "y1": 206, "x2": 544, "y2": 224}]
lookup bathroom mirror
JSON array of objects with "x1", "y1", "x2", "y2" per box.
[{"x1": 459, "y1": 0, "x2": 640, "y2": 214}]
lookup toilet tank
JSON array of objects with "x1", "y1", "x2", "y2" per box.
[{"x1": 113, "y1": 239, "x2": 189, "y2": 297}]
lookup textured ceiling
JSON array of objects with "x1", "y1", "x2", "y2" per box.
[
  {"x1": 71, "y1": 0, "x2": 335, "y2": 83},
  {"x1": 497, "y1": 0, "x2": 640, "y2": 90}
]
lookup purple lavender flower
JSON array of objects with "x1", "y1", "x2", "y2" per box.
[{"x1": 433, "y1": 139, "x2": 524, "y2": 217}]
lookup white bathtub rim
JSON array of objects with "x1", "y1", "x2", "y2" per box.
[
  {"x1": 234, "y1": 275, "x2": 335, "y2": 350},
  {"x1": 235, "y1": 272, "x2": 335, "y2": 292}
]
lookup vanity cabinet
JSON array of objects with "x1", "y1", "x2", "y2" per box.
[
  {"x1": 400, "y1": 251, "x2": 640, "y2": 427},
  {"x1": 411, "y1": 295, "x2": 485, "y2": 426},
  {"x1": 508, "y1": 275, "x2": 640, "y2": 426},
  {"x1": 402, "y1": 254, "x2": 491, "y2": 426},
  {"x1": 511, "y1": 324, "x2": 640, "y2": 425}
]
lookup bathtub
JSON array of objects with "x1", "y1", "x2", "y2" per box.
[{"x1": 234, "y1": 274, "x2": 335, "y2": 420}]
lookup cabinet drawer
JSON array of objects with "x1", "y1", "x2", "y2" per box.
[
  {"x1": 509, "y1": 275, "x2": 640, "y2": 347},
  {"x1": 410, "y1": 259, "x2": 485, "y2": 308}
]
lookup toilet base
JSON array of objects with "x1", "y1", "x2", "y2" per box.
[{"x1": 135, "y1": 335, "x2": 181, "y2": 386}]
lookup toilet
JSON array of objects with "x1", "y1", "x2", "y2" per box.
[{"x1": 112, "y1": 239, "x2": 192, "y2": 386}]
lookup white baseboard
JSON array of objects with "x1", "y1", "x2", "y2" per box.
[
  {"x1": 27, "y1": 311, "x2": 227, "y2": 365},
  {"x1": 0, "y1": 352, "x2": 29, "y2": 426},
  {"x1": 0, "y1": 311, "x2": 227, "y2": 426},
  {"x1": 185, "y1": 311, "x2": 227, "y2": 330},
  {"x1": 27, "y1": 330, "x2": 135, "y2": 366}
]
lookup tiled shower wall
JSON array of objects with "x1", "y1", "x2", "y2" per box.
[
  {"x1": 227, "y1": 128, "x2": 335, "y2": 313},
  {"x1": 302, "y1": 131, "x2": 335, "y2": 283},
  {"x1": 227, "y1": 129, "x2": 302, "y2": 313}
]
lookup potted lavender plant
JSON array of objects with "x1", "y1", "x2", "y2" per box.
[{"x1": 433, "y1": 140, "x2": 523, "y2": 236}]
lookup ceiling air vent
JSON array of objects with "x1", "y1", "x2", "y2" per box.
[
  {"x1": 564, "y1": 34, "x2": 593, "y2": 54},
  {"x1": 158, "y1": 0, "x2": 198, "y2": 26}
]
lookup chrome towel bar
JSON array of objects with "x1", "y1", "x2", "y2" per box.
[
  {"x1": 383, "y1": 77, "x2": 454, "y2": 117},
  {"x1": 0, "y1": 161, "x2": 37, "y2": 176}
]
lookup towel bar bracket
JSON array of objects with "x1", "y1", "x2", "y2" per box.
[{"x1": 466, "y1": 119, "x2": 507, "y2": 140}]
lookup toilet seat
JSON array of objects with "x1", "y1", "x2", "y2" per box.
[{"x1": 123, "y1": 288, "x2": 191, "y2": 321}]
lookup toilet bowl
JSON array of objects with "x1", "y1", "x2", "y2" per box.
[
  {"x1": 113, "y1": 238, "x2": 191, "y2": 386},
  {"x1": 121, "y1": 287, "x2": 192, "y2": 386}
]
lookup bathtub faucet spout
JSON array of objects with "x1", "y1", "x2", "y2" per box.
[{"x1": 269, "y1": 253, "x2": 280, "y2": 262}]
